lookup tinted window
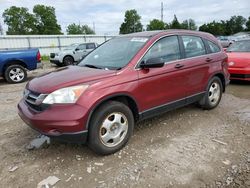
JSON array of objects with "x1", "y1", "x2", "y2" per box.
[
  {"x1": 143, "y1": 36, "x2": 181, "y2": 63},
  {"x1": 227, "y1": 40, "x2": 250, "y2": 52},
  {"x1": 181, "y1": 36, "x2": 206, "y2": 58},
  {"x1": 86, "y1": 43, "x2": 96, "y2": 49},
  {"x1": 78, "y1": 44, "x2": 86, "y2": 50},
  {"x1": 207, "y1": 40, "x2": 221, "y2": 53}
]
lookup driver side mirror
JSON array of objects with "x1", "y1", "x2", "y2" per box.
[
  {"x1": 140, "y1": 58, "x2": 165, "y2": 69},
  {"x1": 75, "y1": 48, "x2": 80, "y2": 51}
]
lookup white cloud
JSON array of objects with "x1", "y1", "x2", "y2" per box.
[{"x1": 0, "y1": 0, "x2": 249, "y2": 35}]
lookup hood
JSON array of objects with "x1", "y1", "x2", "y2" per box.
[
  {"x1": 27, "y1": 66, "x2": 117, "y2": 94},
  {"x1": 227, "y1": 52, "x2": 250, "y2": 68}
]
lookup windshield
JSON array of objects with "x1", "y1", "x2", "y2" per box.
[
  {"x1": 63, "y1": 44, "x2": 78, "y2": 51},
  {"x1": 227, "y1": 40, "x2": 250, "y2": 52},
  {"x1": 78, "y1": 37, "x2": 149, "y2": 70}
]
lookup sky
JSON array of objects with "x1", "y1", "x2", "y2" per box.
[{"x1": 0, "y1": 0, "x2": 249, "y2": 35}]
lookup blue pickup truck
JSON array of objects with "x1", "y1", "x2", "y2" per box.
[{"x1": 0, "y1": 49, "x2": 41, "y2": 83}]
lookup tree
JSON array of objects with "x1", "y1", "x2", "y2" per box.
[
  {"x1": 181, "y1": 19, "x2": 197, "y2": 30},
  {"x1": 246, "y1": 16, "x2": 250, "y2": 31},
  {"x1": 170, "y1": 15, "x2": 182, "y2": 29},
  {"x1": 199, "y1": 21, "x2": 226, "y2": 36},
  {"x1": 67, "y1": 23, "x2": 95, "y2": 34},
  {"x1": 147, "y1": 19, "x2": 165, "y2": 31},
  {"x1": 2, "y1": 6, "x2": 36, "y2": 35},
  {"x1": 33, "y1": 5, "x2": 62, "y2": 34},
  {"x1": 226, "y1": 15, "x2": 246, "y2": 34},
  {"x1": 82, "y1": 25, "x2": 95, "y2": 34},
  {"x1": 67, "y1": 23, "x2": 83, "y2": 34},
  {"x1": 120, "y1": 9, "x2": 143, "y2": 34}
]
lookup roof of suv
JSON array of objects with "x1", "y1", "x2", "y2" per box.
[{"x1": 119, "y1": 30, "x2": 216, "y2": 42}]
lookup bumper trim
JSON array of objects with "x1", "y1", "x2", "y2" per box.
[
  {"x1": 50, "y1": 60, "x2": 62, "y2": 65},
  {"x1": 27, "y1": 121, "x2": 88, "y2": 144}
]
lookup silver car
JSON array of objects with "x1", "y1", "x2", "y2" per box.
[{"x1": 50, "y1": 43, "x2": 98, "y2": 66}]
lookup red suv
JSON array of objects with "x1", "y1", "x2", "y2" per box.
[{"x1": 18, "y1": 30, "x2": 230, "y2": 155}]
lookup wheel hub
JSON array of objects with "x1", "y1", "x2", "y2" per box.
[{"x1": 99, "y1": 112, "x2": 128, "y2": 147}]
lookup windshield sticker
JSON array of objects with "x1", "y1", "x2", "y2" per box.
[{"x1": 130, "y1": 38, "x2": 148, "y2": 42}]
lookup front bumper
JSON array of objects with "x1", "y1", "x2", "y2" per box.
[
  {"x1": 229, "y1": 67, "x2": 250, "y2": 81},
  {"x1": 17, "y1": 99, "x2": 89, "y2": 143}
]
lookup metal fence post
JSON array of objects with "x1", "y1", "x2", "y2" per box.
[
  {"x1": 57, "y1": 36, "x2": 61, "y2": 50},
  {"x1": 27, "y1": 37, "x2": 31, "y2": 49}
]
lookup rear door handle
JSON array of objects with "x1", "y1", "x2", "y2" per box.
[
  {"x1": 175, "y1": 64, "x2": 184, "y2": 69},
  {"x1": 206, "y1": 58, "x2": 213, "y2": 62}
]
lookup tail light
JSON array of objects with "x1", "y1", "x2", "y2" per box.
[{"x1": 37, "y1": 51, "x2": 41, "y2": 62}]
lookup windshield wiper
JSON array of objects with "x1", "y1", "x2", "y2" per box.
[{"x1": 84, "y1": 64, "x2": 102, "y2": 69}]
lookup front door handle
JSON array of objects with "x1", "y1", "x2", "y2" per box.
[
  {"x1": 175, "y1": 64, "x2": 184, "y2": 69},
  {"x1": 206, "y1": 58, "x2": 213, "y2": 62}
]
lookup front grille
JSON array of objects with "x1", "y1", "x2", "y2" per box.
[
  {"x1": 231, "y1": 74, "x2": 250, "y2": 79},
  {"x1": 24, "y1": 89, "x2": 49, "y2": 112},
  {"x1": 50, "y1": 53, "x2": 55, "y2": 58}
]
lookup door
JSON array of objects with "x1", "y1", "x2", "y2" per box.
[
  {"x1": 179, "y1": 35, "x2": 210, "y2": 96},
  {"x1": 136, "y1": 35, "x2": 189, "y2": 112},
  {"x1": 75, "y1": 44, "x2": 87, "y2": 61}
]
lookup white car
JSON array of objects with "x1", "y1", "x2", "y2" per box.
[{"x1": 50, "y1": 43, "x2": 98, "y2": 66}]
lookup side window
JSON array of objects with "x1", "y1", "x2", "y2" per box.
[
  {"x1": 78, "y1": 44, "x2": 86, "y2": 50},
  {"x1": 86, "y1": 43, "x2": 96, "y2": 49},
  {"x1": 207, "y1": 40, "x2": 221, "y2": 53},
  {"x1": 181, "y1": 36, "x2": 206, "y2": 58},
  {"x1": 143, "y1": 36, "x2": 181, "y2": 63}
]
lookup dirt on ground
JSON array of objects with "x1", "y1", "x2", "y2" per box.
[{"x1": 0, "y1": 64, "x2": 249, "y2": 188}]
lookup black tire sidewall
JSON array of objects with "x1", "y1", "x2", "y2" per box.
[
  {"x1": 203, "y1": 77, "x2": 223, "y2": 110},
  {"x1": 63, "y1": 56, "x2": 74, "y2": 66},
  {"x1": 4, "y1": 65, "x2": 27, "y2": 84},
  {"x1": 88, "y1": 101, "x2": 134, "y2": 155}
]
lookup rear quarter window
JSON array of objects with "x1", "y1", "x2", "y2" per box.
[
  {"x1": 207, "y1": 40, "x2": 221, "y2": 53},
  {"x1": 86, "y1": 43, "x2": 96, "y2": 49}
]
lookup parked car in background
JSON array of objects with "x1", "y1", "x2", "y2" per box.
[
  {"x1": 226, "y1": 39, "x2": 250, "y2": 81},
  {"x1": 50, "y1": 43, "x2": 98, "y2": 66},
  {"x1": 18, "y1": 30, "x2": 229, "y2": 155},
  {"x1": 0, "y1": 49, "x2": 41, "y2": 83},
  {"x1": 217, "y1": 36, "x2": 234, "y2": 48}
]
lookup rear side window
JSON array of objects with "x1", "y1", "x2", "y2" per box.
[
  {"x1": 143, "y1": 36, "x2": 181, "y2": 63},
  {"x1": 87, "y1": 43, "x2": 96, "y2": 49},
  {"x1": 78, "y1": 44, "x2": 86, "y2": 50},
  {"x1": 181, "y1": 36, "x2": 206, "y2": 58},
  {"x1": 207, "y1": 40, "x2": 221, "y2": 53}
]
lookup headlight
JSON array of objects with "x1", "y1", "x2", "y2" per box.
[
  {"x1": 228, "y1": 62, "x2": 235, "y2": 66},
  {"x1": 42, "y1": 85, "x2": 89, "y2": 104}
]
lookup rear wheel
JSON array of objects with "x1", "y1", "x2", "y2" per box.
[
  {"x1": 199, "y1": 76, "x2": 223, "y2": 110},
  {"x1": 63, "y1": 56, "x2": 74, "y2": 66},
  {"x1": 88, "y1": 101, "x2": 134, "y2": 155},
  {"x1": 4, "y1": 65, "x2": 27, "y2": 84}
]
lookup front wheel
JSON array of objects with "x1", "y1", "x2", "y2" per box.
[
  {"x1": 4, "y1": 65, "x2": 27, "y2": 84},
  {"x1": 88, "y1": 101, "x2": 134, "y2": 155},
  {"x1": 199, "y1": 76, "x2": 223, "y2": 110}
]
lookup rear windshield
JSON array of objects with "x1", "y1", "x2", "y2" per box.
[{"x1": 227, "y1": 40, "x2": 250, "y2": 52}]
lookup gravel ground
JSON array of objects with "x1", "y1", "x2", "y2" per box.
[{"x1": 0, "y1": 64, "x2": 249, "y2": 188}]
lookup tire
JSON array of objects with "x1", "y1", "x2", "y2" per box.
[
  {"x1": 4, "y1": 65, "x2": 27, "y2": 84},
  {"x1": 199, "y1": 76, "x2": 223, "y2": 110},
  {"x1": 88, "y1": 101, "x2": 134, "y2": 155},
  {"x1": 63, "y1": 56, "x2": 74, "y2": 66}
]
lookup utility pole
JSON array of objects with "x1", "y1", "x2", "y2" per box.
[
  {"x1": 0, "y1": 22, "x2": 3, "y2": 35},
  {"x1": 161, "y1": 2, "x2": 163, "y2": 22},
  {"x1": 93, "y1": 22, "x2": 95, "y2": 33}
]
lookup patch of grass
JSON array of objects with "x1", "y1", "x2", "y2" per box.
[{"x1": 41, "y1": 55, "x2": 50, "y2": 61}]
